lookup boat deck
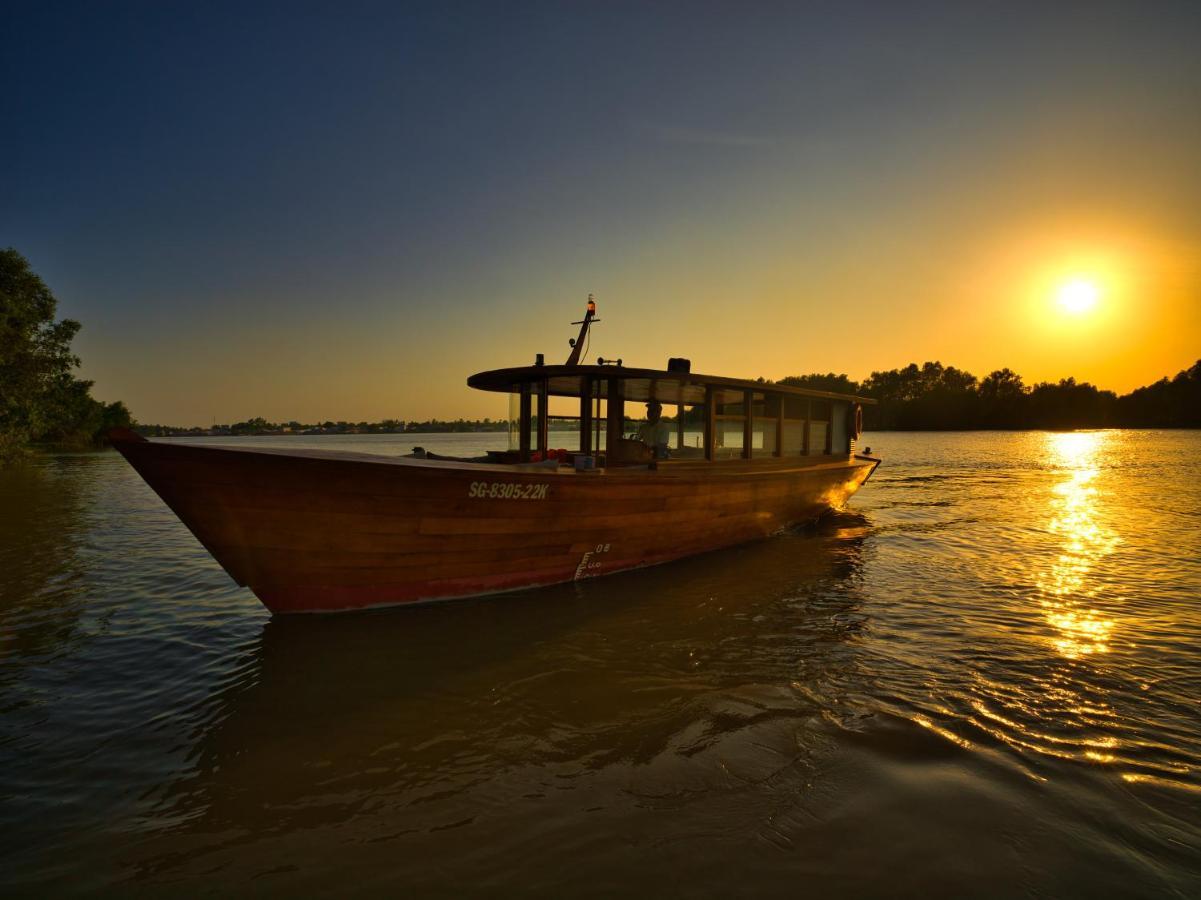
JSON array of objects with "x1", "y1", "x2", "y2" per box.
[{"x1": 150, "y1": 440, "x2": 867, "y2": 477}]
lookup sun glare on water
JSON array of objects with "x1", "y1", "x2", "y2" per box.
[{"x1": 1057, "y1": 278, "x2": 1099, "y2": 314}]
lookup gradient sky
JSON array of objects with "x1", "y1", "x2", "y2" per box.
[{"x1": 3, "y1": 1, "x2": 1199, "y2": 423}]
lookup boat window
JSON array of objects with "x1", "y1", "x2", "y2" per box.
[
  {"x1": 781, "y1": 419, "x2": 805, "y2": 455},
  {"x1": 673, "y1": 404, "x2": 705, "y2": 457},
  {"x1": 587, "y1": 396, "x2": 607, "y2": 452},
  {"x1": 809, "y1": 400, "x2": 831, "y2": 454},
  {"x1": 713, "y1": 395, "x2": 745, "y2": 459},
  {"x1": 507, "y1": 390, "x2": 533, "y2": 454},
  {"x1": 781, "y1": 394, "x2": 807, "y2": 455},
  {"x1": 808, "y1": 421, "x2": 828, "y2": 455},
  {"x1": 830, "y1": 399, "x2": 849, "y2": 456},
  {"x1": 544, "y1": 395, "x2": 581, "y2": 453},
  {"x1": 623, "y1": 409, "x2": 643, "y2": 440},
  {"x1": 750, "y1": 392, "x2": 776, "y2": 458},
  {"x1": 496, "y1": 377, "x2": 861, "y2": 462},
  {"x1": 506, "y1": 383, "x2": 568, "y2": 459},
  {"x1": 547, "y1": 395, "x2": 578, "y2": 417},
  {"x1": 621, "y1": 401, "x2": 702, "y2": 458}
]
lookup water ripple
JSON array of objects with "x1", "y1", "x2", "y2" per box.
[{"x1": 1, "y1": 433, "x2": 1200, "y2": 895}]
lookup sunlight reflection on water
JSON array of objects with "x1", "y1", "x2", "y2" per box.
[{"x1": 1037, "y1": 431, "x2": 1120, "y2": 659}]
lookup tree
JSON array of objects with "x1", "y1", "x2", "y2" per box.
[
  {"x1": 778, "y1": 373, "x2": 861, "y2": 394},
  {"x1": 978, "y1": 368, "x2": 1028, "y2": 428},
  {"x1": 1115, "y1": 360, "x2": 1201, "y2": 427},
  {"x1": 857, "y1": 361, "x2": 978, "y2": 429},
  {"x1": 1025, "y1": 378, "x2": 1115, "y2": 429},
  {"x1": 979, "y1": 368, "x2": 1026, "y2": 402},
  {"x1": 0, "y1": 249, "x2": 80, "y2": 457},
  {"x1": 0, "y1": 248, "x2": 131, "y2": 460}
]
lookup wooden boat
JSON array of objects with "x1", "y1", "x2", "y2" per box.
[{"x1": 111, "y1": 301, "x2": 879, "y2": 614}]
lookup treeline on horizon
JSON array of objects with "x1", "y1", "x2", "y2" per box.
[
  {"x1": 1, "y1": 249, "x2": 131, "y2": 462},
  {"x1": 149, "y1": 359, "x2": 1201, "y2": 436},
  {"x1": 137, "y1": 417, "x2": 510, "y2": 437},
  {"x1": 5, "y1": 248, "x2": 1199, "y2": 466},
  {"x1": 775, "y1": 360, "x2": 1201, "y2": 430}
]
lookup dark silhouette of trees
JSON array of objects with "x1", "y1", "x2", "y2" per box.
[
  {"x1": 1, "y1": 248, "x2": 131, "y2": 461},
  {"x1": 978, "y1": 368, "x2": 1027, "y2": 428},
  {"x1": 1026, "y1": 378, "x2": 1117, "y2": 429},
  {"x1": 857, "y1": 362, "x2": 979, "y2": 429},
  {"x1": 1114, "y1": 361, "x2": 1201, "y2": 427},
  {"x1": 777, "y1": 373, "x2": 861, "y2": 394},
  {"x1": 777, "y1": 360, "x2": 1201, "y2": 430}
]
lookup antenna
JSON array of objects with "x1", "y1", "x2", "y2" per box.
[{"x1": 565, "y1": 293, "x2": 600, "y2": 366}]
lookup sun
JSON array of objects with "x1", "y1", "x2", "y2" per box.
[{"x1": 1057, "y1": 278, "x2": 1099, "y2": 314}]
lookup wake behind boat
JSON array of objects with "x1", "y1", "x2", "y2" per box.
[{"x1": 112, "y1": 300, "x2": 879, "y2": 613}]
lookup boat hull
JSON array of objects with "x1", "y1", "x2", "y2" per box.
[{"x1": 111, "y1": 436, "x2": 878, "y2": 614}]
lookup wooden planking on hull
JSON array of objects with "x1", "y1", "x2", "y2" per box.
[
  {"x1": 189, "y1": 478, "x2": 855, "y2": 569},
  {"x1": 113, "y1": 434, "x2": 875, "y2": 613}
]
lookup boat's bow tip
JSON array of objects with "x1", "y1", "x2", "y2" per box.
[{"x1": 107, "y1": 426, "x2": 147, "y2": 444}]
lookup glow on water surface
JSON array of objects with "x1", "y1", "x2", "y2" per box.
[
  {"x1": 1037, "y1": 431, "x2": 1120, "y2": 659},
  {"x1": 1, "y1": 431, "x2": 1199, "y2": 896}
]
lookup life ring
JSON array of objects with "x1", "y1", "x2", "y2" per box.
[{"x1": 849, "y1": 403, "x2": 863, "y2": 439}]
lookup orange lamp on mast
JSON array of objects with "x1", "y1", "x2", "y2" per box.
[{"x1": 565, "y1": 294, "x2": 600, "y2": 366}]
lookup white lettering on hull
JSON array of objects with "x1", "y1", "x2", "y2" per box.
[
  {"x1": 467, "y1": 481, "x2": 550, "y2": 500},
  {"x1": 574, "y1": 543, "x2": 611, "y2": 580}
]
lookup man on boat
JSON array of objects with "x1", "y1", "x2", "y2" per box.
[{"x1": 637, "y1": 401, "x2": 672, "y2": 459}]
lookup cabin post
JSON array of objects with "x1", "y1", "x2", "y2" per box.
[
  {"x1": 803, "y1": 399, "x2": 811, "y2": 455},
  {"x1": 742, "y1": 389, "x2": 753, "y2": 459},
  {"x1": 677, "y1": 401, "x2": 685, "y2": 451},
  {"x1": 775, "y1": 393, "x2": 784, "y2": 457},
  {"x1": 826, "y1": 402, "x2": 834, "y2": 454},
  {"x1": 537, "y1": 379, "x2": 549, "y2": 455},
  {"x1": 704, "y1": 385, "x2": 716, "y2": 461},
  {"x1": 606, "y1": 378, "x2": 624, "y2": 453},
  {"x1": 579, "y1": 376, "x2": 593, "y2": 455},
  {"x1": 519, "y1": 384, "x2": 532, "y2": 462}
]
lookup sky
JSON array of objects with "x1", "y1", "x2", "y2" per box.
[{"x1": 2, "y1": 0, "x2": 1199, "y2": 424}]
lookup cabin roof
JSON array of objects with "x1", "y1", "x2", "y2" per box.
[{"x1": 467, "y1": 365, "x2": 877, "y2": 405}]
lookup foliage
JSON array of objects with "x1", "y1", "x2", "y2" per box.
[
  {"x1": 775, "y1": 360, "x2": 1200, "y2": 430},
  {"x1": 552, "y1": 360, "x2": 1198, "y2": 433},
  {"x1": 978, "y1": 368, "x2": 1028, "y2": 428},
  {"x1": 777, "y1": 373, "x2": 862, "y2": 395},
  {"x1": 859, "y1": 362, "x2": 979, "y2": 429},
  {"x1": 1025, "y1": 378, "x2": 1117, "y2": 430},
  {"x1": 127, "y1": 361, "x2": 1201, "y2": 439},
  {"x1": 1114, "y1": 361, "x2": 1201, "y2": 427},
  {"x1": 136, "y1": 417, "x2": 511, "y2": 436},
  {"x1": 0, "y1": 249, "x2": 132, "y2": 462}
]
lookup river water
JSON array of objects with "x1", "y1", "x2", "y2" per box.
[{"x1": 2, "y1": 430, "x2": 1199, "y2": 896}]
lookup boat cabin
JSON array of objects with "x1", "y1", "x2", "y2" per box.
[{"x1": 467, "y1": 362, "x2": 875, "y2": 468}]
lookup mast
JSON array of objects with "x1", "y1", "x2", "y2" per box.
[{"x1": 564, "y1": 294, "x2": 598, "y2": 367}]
